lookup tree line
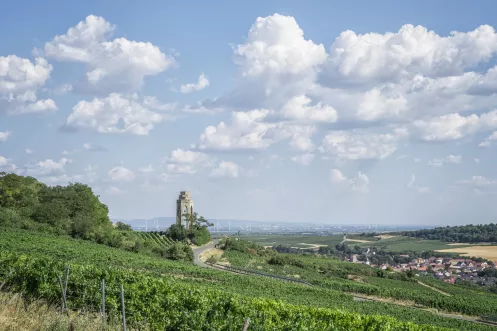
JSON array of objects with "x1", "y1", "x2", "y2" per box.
[{"x1": 401, "y1": 224, "x2": 497, "y2": 243}]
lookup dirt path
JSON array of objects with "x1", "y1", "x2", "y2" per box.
[{"x1": 417, "y1": 281, "x2": 451, "y2": 296}]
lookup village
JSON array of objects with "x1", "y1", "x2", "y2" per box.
[{"x1": 347, "y1": 253, "x2": 497, "y2": 286}]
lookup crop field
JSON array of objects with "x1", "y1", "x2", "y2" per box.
[
  {"x1": 355, "y1": 236, "x2": 472, "y2": 251},
  {"x1": 436, "y1": 246, "x2": 497, "y2": 261},
  {"x1": 243, "y1": 234, "x2": 469, "y2": 252},
  {"x1": 244, "y1": 234, "x2": 355, "y2": 248}
]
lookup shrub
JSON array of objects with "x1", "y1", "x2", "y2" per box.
[{"x1": 165, "y1": 242, "x2": 194, "y2": 262}]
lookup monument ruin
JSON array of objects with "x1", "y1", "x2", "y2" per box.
[{"x1": 176, "y1": 191, "x2": 194, "y2": 229}]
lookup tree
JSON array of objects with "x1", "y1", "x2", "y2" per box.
[
  {"x1": 184, "y1": 212, "x2": 214, "y2": 230},
  {"x1": 116, "y1": 221, "x2": 132, "y2": 231},
  {"x1": 183, "y1": 213, "x2": 213, "y2": 246},
  {"x1": 165, "y1": 224, "x2": 188, "y2": 241}
]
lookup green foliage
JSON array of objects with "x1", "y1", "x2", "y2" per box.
[
  {"x1": 403, "y1": 223, "x2": 497, "y2": 243},
  {"x1": 0, "y1": 252, "x2": 462, "y2": 331},
  {"x1": 0, "y1": 173, "x2": 187, "y2": 262},
  {"x1": 1, "y1": 228, "x2": 495, "y2": 331},
  {"x1": 267, "y1": 255, "x2": 305, "y2": 268},
  {"x1": 165, "y1": 213, "x2": 212, "y2": 245},
  {"x1": 188, "y1": 226, "x2": 210, "y2": 245},
  {"x1": 115, "y1": 221, "x2": 132, "y2": 231},
  {"x1": 165, "y1": 223, "x2": 188, "y2": 241},
  {"x1": 165, "y1": 242, "x2": 194, "y2": 261},
  {"x1": 0, "y1": 173, "x2": 113, "y2": 241},
  {"x1": 223, "y1": 245, "x2": 497, "y2": 320},
  {"x1": 220, "y1": 237, "x2": 267, "y2": 255}
]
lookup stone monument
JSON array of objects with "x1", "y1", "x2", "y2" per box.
[{"x1": 176, "y1": 191, "x2": 194, "y2": 229}]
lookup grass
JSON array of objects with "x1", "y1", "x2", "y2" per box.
[
  {"x1": 354, "y1": 236, "x2": 470, "y2": 251},
  {"x1": 242, "y1": 234, "x2": 467, "y2": 252},
  {"x1": 0, "y1": 292, "x2": 147, "y2": 331}
]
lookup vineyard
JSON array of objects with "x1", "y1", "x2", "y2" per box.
[
  {"x1": 222, "y1": 246, "x2": 497, "y2": 326},
  {"x1": 0, "y1": 252, "x2": 458, "y2": 330},
  {"x1": 136, "y1": 231, "x2": 175, "y2": 249},
  {"x1": 1, "y1": 228, "x2": 496, "y2": 330}
]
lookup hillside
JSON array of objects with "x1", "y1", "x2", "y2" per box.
[{"x1": 2, "y1": 229, "x2": 497, "y2": 330}]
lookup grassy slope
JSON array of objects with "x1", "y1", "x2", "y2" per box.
[{"x1": 0, "y1": 228, "x2": 494, "y2": 330}]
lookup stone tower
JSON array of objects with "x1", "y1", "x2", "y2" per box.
[{"x1": 176, "y1": 191, "x2": 194, "y2": 229}]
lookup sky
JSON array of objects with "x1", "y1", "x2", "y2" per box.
[{"x1": 2, "y1": 1, "x2": 497, "y2": 225}]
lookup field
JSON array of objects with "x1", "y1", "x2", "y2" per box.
[
  {"x1": 356, "y1": 236, "x2": 470, "y2": 251},
  {"x1": 243, "y1": 234, "x2": 345, "y2": 248},
  {"x1": 2, "y1": 228, "x2": 497, "y2": 330},
  {"x1": 436, "y1": 246, "x2": 497, "y2": 260},
  {"x1": 243, "y1": 234, "x2": 472, "y2": 252}
]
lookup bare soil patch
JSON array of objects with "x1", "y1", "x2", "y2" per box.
[
  {"x1": 345, "y1": 239, "x2": 371, "y2": 243},
  {"x1": 298, "y1": 243, "x2": 329, "y2": 249},
  {"x1": 376, "y1": 235, "x2": 396, "y2": 239}
]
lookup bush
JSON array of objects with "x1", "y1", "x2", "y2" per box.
[
  {"x1": 165, "y1": 242, "x2": 194, "y2": 261},
  {"x1": 268, "y1": 255, "x2": 287, "y2": 266}
]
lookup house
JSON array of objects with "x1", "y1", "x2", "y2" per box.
[
  {"x1": 476, "y1": 262, "x2": 488, "y2": 269},
  {"x1": 433, "y1": 264, "x2": 445, "y2": 271},
  {"x1": 435, "y1": 258, "x2": 444, "y2": 264}
]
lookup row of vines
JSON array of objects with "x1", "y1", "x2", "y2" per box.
[
  {"x1": 0, "y1": 252, "x2": 452, "y2": 331},
  {"x1": 0, "y1": 228, "x2": 495, "y2": 330}
]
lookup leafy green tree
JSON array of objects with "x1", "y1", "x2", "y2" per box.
[
  {"x1": 165, "y1": 223, "x2": 188, "y2": 241},
  {"x1": 116, "y1": 221, "x2": 132, "y2": 231}
]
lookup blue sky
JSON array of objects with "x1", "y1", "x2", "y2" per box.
[{"x1": 2, "y1": 1, "x2": 497, "y2": 225}]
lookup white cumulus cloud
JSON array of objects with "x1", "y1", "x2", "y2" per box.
[
  {"x1": 108, "y1": 166, "x2": 135, "y2": 182},
  {"x1": 0, "y1": 55, "x2": 56, "y2": 115},
  {"x1": 180, "y1": 73, "x2": 210, "y2": 93},
  {"x1": 44, "y1": 15, "x2": 175, "y2": 93},
  {"x1": 66, "y1": 93, "x2": 163, "y2": 135},
  {"x1": 209, "y1": 161, "x2": 239, "y2": 178}
]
